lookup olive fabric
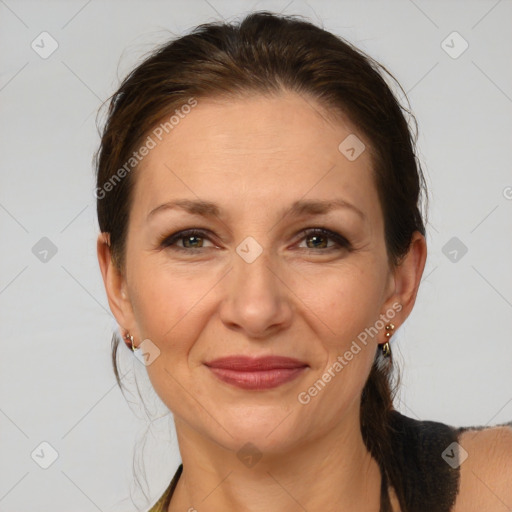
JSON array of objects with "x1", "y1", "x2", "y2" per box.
[{"x1": 147, "y1": 463, "x2": 182, "y2": 512}]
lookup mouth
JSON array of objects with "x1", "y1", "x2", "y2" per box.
[{"x1": 204, "y1": 355, "x2": 309, "y2": 390}]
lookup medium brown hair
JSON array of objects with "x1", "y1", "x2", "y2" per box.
[{"x1": 95, "y1": 11, "x2": 427, "y2": 510}]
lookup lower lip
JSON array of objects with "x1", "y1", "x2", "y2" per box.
[{"x1": 207, "y1": 367, "x2": 307, "y2": 390}]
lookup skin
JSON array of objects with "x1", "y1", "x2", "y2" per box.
[
  {"x1": 455, "y1": 426, "x2": 512, "y2": 511},
  {"x1": 98, "y1": 90, "x2": 429, "y2": 511}
]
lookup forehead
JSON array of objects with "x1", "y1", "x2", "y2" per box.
[{"x1": 133, "y1": 91, "x2": 381, "y2": 223}]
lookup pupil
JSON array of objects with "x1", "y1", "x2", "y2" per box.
[
  {"x1": 184, "y1": 235, "x2": 202, "y2": 248},
  {"x1": 308, "y1": 235, "x2": 326, "y2": 249}
]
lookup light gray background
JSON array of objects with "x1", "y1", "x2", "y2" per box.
[{"x1": 1, "y1": 0, "x2": 511, "y2": 511}]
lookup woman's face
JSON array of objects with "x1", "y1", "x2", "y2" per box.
[{"x1": 108, "y1": 91, "x2": 412, "y2": 455}]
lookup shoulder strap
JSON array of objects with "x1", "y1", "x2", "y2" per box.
[{"x1": 147, "y1": 463, "x2": 183, "y2": 512}]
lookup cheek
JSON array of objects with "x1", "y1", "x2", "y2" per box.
[
  {"x1": 293, "y1": 259, "x2": 386, "y2": 345},
  {"x1": 128, "y1": 259, "x2": 223, "y2": 357},
  {"x1": 128, "y1": 263, "x2": 213, "y2": 410},
  {"x1": 128, "y1": 260, "x2": 193, "y2": 343},
  {"x1": 296, "y1": 271, "x2": 383, "y2": 421},
  {"x1": 294, "y1": 261, "x2": 385, "y2": 395}
]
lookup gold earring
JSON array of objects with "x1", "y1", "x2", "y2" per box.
[
  {"x1": 124, "y1": 332, "x2": 137, "y2": 351},
  {"x1": 380, "y1": 323, "x2": 395, "y2": 358}
]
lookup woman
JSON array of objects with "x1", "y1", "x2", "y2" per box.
[{"x1": 95, "y1": 11, "x2": 512, "y2": 512}]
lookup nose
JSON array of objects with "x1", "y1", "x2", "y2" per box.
[{"x1": 219, "y1": 245, "x2": 293, "y2": 339}]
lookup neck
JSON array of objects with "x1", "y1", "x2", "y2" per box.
[{"x1": 168, "y1": 403, "x2": 384, "y2": 512}]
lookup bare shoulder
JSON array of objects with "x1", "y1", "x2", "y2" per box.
[{"x1": 452, "y1": 422, "x2": 512, "y2": 512}]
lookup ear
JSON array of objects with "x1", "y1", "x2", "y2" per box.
[
  {"x1": 382, "y1": 231, "x2": 427, "y2": 326},
  {"x1": 97, "y1": 232, "x2": 136, "y2": 343}
]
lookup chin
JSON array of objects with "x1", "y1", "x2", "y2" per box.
[{"x1": 208, "y1": 408, "x2": 305, "y2": 456}]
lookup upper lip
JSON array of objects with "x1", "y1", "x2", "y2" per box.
[{"x1": 204, "y1": 355, "x2": 308, "y2": 371}]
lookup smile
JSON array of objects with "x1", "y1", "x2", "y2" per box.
[{"x1": 204, "y1": 356, "x2": 309, "y2": 390}]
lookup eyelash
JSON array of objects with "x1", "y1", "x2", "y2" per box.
[{"x1": 159, "y1": 228, "x2": 351, "y2": 253}]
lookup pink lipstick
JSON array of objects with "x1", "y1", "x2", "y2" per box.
[{"x1": 204, "y1": 356, "x2": 308, "y2": 390}]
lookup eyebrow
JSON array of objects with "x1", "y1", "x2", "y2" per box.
[{"x1": 147, "y1": 198, "x2": 366, "y2": 221}]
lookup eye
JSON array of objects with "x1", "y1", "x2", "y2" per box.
[
  {"x1": 159, "y1": 227, "x2": 351, "y2": 253},
  {"x1": 297, "y1": 228, "x2": 351, "y2": 251},
  {"x1": 159, "y1": 229, "x2": 215, "y2": 252}
]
